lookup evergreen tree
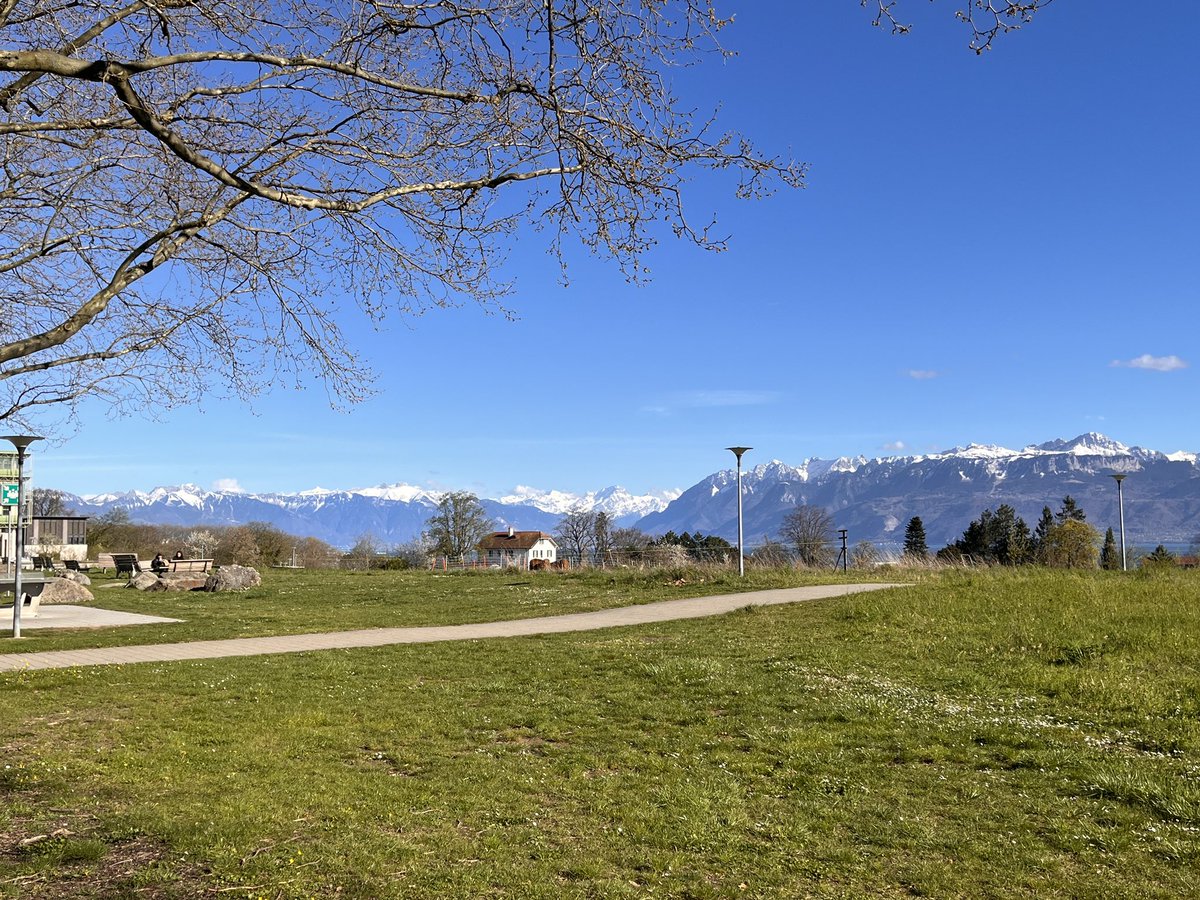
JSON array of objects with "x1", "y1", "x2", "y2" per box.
[
  {"x1": 1100, "y1": 527, "x2": 1119, "y2": 570},
  {"x1": 1056, "y1": 495, "x2": 1087, "y2": 523},
  {"x1": 1033, "y1": 506, "x2": 1056, "y2": 562},
  {"x1": 1145, "y1": 545, "x2": 1176, "y2": 569},
  {"x1": 902, "y1": 517, "x2": 929, "y2": 559}
]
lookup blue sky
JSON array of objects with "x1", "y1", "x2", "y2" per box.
[{"x1": 34, "y1": 1, "x2": 1200, "y2": 499}]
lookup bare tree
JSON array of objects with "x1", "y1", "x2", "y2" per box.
[
  {"x1": 424, "y1": 491, "x2": 494, "y2": 559},
  {"x1": 0, "y1": 1, "x2": 806, "y2": 428},
  {"x1": 31, "y1": 488, "x2": 73, "y2": 516},
  {"x1": 779, "y1": 505, "x2": 835, "y2": 568},
  {"x1": 866, "y1": 0, "x2": 1055, "y2": 53},
  {"x1": 345, "y1": 533, "x2": 380, "y2": 571},
  {"x1": 555, "y1": 507, "x2": 596, "y2": 566},
  {"x1": 593, "y1": 511, "x2": 614, "y2": 567}
]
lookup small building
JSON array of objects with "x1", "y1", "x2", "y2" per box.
[
  {"x1": 479, "y1": 528, "x2": 558, "y2": 570},
  {"x1": 29, "y1": 516, "x2": 90, "y2": 562}
]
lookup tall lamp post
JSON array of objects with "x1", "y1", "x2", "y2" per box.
[
  {"x1": 1111, "y1": 473, "x2": 1128, "y2": 572},
  {"x1": 726, "y1": 447, "x2": 752, "y2": 577},
  {"x1": 2, "y1": 435, "x2": 43, "y2": 638}
]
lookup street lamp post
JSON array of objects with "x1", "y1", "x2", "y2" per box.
[
  {"x1": 2, "y1": 435, "x2": 43, "y2": 638},
  {"x1": 1111, "y1": 473, "x2": 1128, "y2": 572},
  {"x1": 726, "y1": 447, "x2": 752, "y2": 577}
]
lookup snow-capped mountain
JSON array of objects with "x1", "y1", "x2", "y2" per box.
[
  {"x1": 52, "y1": 433, "x2": 1200, "y2": 550},
  {"x1": 64, "y1": 482, "x2": 675, "y2": 548},
  {"x1": 636, "y1": 433, "x2": 1200, "y2": 549}
]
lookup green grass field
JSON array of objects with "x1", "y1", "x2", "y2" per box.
[{"x1": 2, "y1": 567, "x2": 1198, "y2": 898}]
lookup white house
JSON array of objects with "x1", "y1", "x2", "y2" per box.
[{"x1": 478, "y1": 528, "x2": 558, "y2": 570}]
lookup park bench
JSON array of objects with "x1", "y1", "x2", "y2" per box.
[
  {"x1": 96, "y1": 553, "x2": 114, "y2": 573},
  {"x1": 169, "y1": 558, "x2": 213, "y2": 573},
  {"x1": 0, "y1": 572, "x2": 48, "y2": 618},
  {"x1": 111, "y1": 553, "x2": 142, "y2": 578},
  {"x1": 64, "y1": 559, "x2": 91, "y2": 573},
  {"x1": 32, "y1": 554, "x2": 55, "y2": 570}
]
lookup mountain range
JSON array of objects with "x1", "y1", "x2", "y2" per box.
[
  {"x1": 55, "y1": 433, "x2": 1199, "y2": 551},
  {"x1": 637, "y1": 433, "x2": 1199, "y2": 550}
]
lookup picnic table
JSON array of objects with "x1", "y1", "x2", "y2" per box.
[{"x1": 0, "y1": 572, "x2": 48, "y2": 617}]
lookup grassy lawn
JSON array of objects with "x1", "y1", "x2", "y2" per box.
[{"x1": 1, "y1": 567, "x2": 1198, "y2": 897}]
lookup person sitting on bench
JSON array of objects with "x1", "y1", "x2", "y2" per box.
[{"x1": 151, "y1": 553, "x2": 170, "y2": 574}]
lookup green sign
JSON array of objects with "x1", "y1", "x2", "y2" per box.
[{"x1": 1, "y1": 483, "x2": 17, "y2": 505}]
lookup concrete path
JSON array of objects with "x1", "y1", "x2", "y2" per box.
[
  {"x1": 9, "y1": 604, "x2": 181, "y2": 630},
  {"x1": 0, "y1": 583, "x2": 900, "y2": 673}
]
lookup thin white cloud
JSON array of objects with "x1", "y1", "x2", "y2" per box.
[
  {"x1": 907, "y1": 369, "x2": 940, "y2": 380},
  {"x1": 1110, "y1": 354, "x2": 1189, "y2": 372},
  {"x1": 882, "y1": 440, "x2": 906, "y2": 453},
  {"x1": 212, "y1": 477, "x2": 244, "y2": 493},
  {"x1": 676, "y1": 390, "x2": 780, "y2": 408},
  {"x1": 642, "y1": 390, "x2": 780, "y2": 414}
]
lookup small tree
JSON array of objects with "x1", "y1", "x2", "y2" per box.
[
  {"x1": 1056, "y1": 496, "x2": 1087, "y2": 524},
  {"x1": 345, "y1": 534, "x2": 380, "y2": 571},
  {"x1": 295, "y1": 536, "x2": 339, "y2": 570},
  {"x1": 1040, "y1": 519, "x2": 1100, "y2": 569},
  {"x1": 903, "y1": 517, "x2": 929, "y2": 559},
  {"x1": 217, "y1": 526, "x2": 261, "y2": 566},
  {"x1": 779, "y1": 505, "x2": 834, "y2": 568},
  {"x1": 555, "y1": 507, "x2": 597, "y2": 566},
  {"x1": 851, "y1": 540, "x2": 880, "y2": 569},
  {"x1": 424, "y1": 492, "x2": 494, "y2": 560},
  {"x1": 593, "y1": 512, "x2": 614, "y2": 567},
  {"x1": 1144, "y1": 545, "x2": 1176, "y2": 571},
  {"x1": 186, "y1": 529, "x2": 219, "y2": 559},
  {"x1": 86, "y1": 507, "x2": 132, "y2": 553},
  {"x1": 1033, "y1": 506, "x2": 1056, "y2": 563},
  {"x1": 1100, "y1": 527, "x2": 1120, "y2": 571},
  {"x1": 750, "y1": 539, "x2": 791, "y2": 568},
  {"x1": 246, "y1": 521, "x2": 292, "y2": 567}
]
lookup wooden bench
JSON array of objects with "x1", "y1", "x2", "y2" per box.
[
  {"x1": 64, "y1": 559, "x2": 91, "y2": 573},
  {"x1": 169, "y1": 558, "x2": 213, "y2": 573},
  {"x1": 111, "y1": 553, "x2": 142, "y2": 578},
  {"x1": 32, "y1": 555, "x2": 55, "y2": 570},
  {"x1": 96, "y1": 552, "x2": 115, "y2": 573},
  {"x1": 0, "y1": 573, "x2": 48, "y2": 618}
]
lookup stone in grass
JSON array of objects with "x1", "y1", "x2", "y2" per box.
[
  {"x1": 128, "y1": 572, "x2": 160, "y2": 591},
  {"x1": 38, "y1": 578, "x2": 94, "y2": 605},
  {"x1": 205, "y1": 565, "x2": 262, "y2": 593},
  {"x1": 149, "y1": 573, "x2": 209, "y2": 592},
  {"x1": 62, "y1": 570, "x2": 92, "y2": 587}
]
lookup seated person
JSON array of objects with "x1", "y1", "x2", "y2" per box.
[
  {"x1": 151, "y1": 553, "x2": 169, "y2": 574},
  {"x1": 173, "y1": 550, "x2": 184, "y2": 560}
]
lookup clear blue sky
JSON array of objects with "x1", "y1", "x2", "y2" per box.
[{"x1": 34, "y1": 1, "x2": 1200, "y2": 499}]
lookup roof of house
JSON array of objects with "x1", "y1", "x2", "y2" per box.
[{"x1": 478, "y1": 530, "x2": 557, "y2": 551}]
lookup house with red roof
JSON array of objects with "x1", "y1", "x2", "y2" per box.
[{"x1": 478, "y1": 528, "x2": 558, "y2": 570}]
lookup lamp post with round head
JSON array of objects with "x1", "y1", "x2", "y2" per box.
[
  {"x1": 1111, "y1": 473, "x2": 1128, "y2": 572},
  {"x1": 726, "y1": 447, "x2": 752, "y2": 577},
  {"x1": 2, "y1": 435, "x2": 43, "y2": 638}
]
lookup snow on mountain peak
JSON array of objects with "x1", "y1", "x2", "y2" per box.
[
  {"x1": 353, "y1": 483, "x2": 439, "y2": 504},
  {"x1": 949, "y1": 443, "x2": 1019, "y2": 460},
  {"x1": 497, "y1": 484, "x2": 676, "y2": 518},
  {"x1": 1032, "y1": 432, "x2": 1131, "y2": 456}
]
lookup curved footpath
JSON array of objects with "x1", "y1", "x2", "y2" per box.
[{"x1": 0, "y1": 583, "x2": 901, "y2": 673}]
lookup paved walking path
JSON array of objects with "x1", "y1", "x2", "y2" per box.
[{"x1": 0, "y1": 583, "x2": 901, "y2": 673}]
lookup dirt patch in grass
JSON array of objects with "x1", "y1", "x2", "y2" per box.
[{"x1": 1, "y1": 820, "x2": 214, "y2": 898}]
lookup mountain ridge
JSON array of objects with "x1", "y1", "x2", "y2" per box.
[{"x1": 52, "y1": 433, "x2": 1199, "y2": 550}]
